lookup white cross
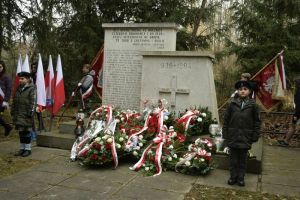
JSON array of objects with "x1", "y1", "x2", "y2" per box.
[{"x1": 159, "y1": 75, "x2": 190, "y2": 107}]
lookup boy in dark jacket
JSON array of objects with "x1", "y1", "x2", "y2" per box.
[
  {"x1": 11, "y1": 72, "x2": 36, "y2": 157},
  {"x1": 223, "y1": 80, "x2": 261, "y2": 186}
]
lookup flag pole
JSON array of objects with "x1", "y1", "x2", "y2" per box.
[
  {"x1": 218, "y1": 50, "x2": 284, "y2": 110},
  {"x1": 56, "y1": 86, "x2": 79, "y2": 127},
  {"x1": 251, "y1": 50, "x2": 284, "y2": 80}
]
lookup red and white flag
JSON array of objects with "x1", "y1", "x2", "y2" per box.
[
  {"x1": 91, "y1": 46, "x2": 104, "y2": 99},
  {"x1": 22, "y1": 54, "x2": 30, "y2": 72},
  {"x1": 13, "y1": 54, "x2": 23, "y2": 95},
  {"x1": 252, "y1": 51, "x2": 287, "y2": 112},
  {"x1": 36, "y1": 54, "x2": 46, "y2": 111},
  {"x1": 53, "y1": 55, "x2": 65, "y2": 115},
  {"x1": 45, "y1": 55, "x2": 55, "y2": 111}
]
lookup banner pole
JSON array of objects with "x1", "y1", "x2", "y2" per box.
[{"x1": 251, "y1": 50, "x2": 284, "y2": 80}]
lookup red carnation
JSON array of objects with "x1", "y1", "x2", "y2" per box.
[
  {"x1": 176, "y1": 133, "x2": 186, "y2": 143},
  {"x1": 102, "y1": 156, "x2": 107, "y2": 162},
  {"x1": 91, "y1": 153, "x2": 98, "y2": 160},
  {"x1": 149, "y1": 156, "x2": 155, "y2": 162},
  {"x1": 105, "y1": 144, "x2": 111, "y2": 150}
]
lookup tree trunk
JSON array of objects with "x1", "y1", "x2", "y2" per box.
[{"x1": 190, "y1": 0, "x2": 207, "y2": 50}]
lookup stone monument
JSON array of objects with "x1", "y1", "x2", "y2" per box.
[
  {"x1": 102, "y1": 23, "x2": 178, "y2": 110},
  {"x1": 141, "y1": 51, "x2": 219, "y2": 119}
]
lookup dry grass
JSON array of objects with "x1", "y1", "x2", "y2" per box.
[
  {"x1": 0, "y1": 156, "x2": 41, "y2": 179},
  {"x1": 185, "y1": 184, "x2": 299, "y2": 200}
]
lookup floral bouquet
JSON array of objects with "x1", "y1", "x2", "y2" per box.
[
  {"x1": 130, "y1": 125, "x2": 184, "y2": 176},
  {"x1": 77, "y1": 120, "x2": 128, "y2": 167},
  {"x1": 175, "y1": 138, "x2": 214, "y2": 175},
  {"x1": 174, "y1": 107, "x2": 212, "y2": 137}
]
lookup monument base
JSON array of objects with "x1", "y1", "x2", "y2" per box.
[
  {"x1": 213, "y1": 138, "x2": 263, "y2": 174},
  {"x1": 37, "y1": 121, "x2": 77, "y2": 150}
]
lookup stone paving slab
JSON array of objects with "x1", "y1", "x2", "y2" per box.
[
  {"x1": 261, "y1": 183, "x2": 300, "y2": 197},
  {"x1": 127, "y1": 172, "x2": 197, "y2": 193},
  {"x1": 0, "y1": 177, "x2": 52, "y2": 198},
  {"x1": 261, "y1": 145, "x2": 300, "y2": 197},
  {"x1": 31, "y1": 185, "x2": 109, "y2": 200},
  {"x1": 111, "y1": 184, "x2": 186, "y2": 200},
  {"x1": 195, "y1": 169, "x2": 259, "y2": 192}
]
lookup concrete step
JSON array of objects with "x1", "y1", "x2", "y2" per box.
[
  {"x1": 213, "y1": 137, "x2": 263, "y2": 174},
  {"x1": 59, "y1": 119, "x2": 89, "y2": 134},
  {"x1": 37, "y1": 130, "x2": 76, "y2": 150}
]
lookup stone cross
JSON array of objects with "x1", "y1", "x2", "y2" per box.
[{"x1": 159, "y1": 74, "x2": 190, "y2": 107}]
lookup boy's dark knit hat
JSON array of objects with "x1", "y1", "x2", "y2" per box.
[
  {"x1": 235, "y1": 80, "x2": 251, "y2": 90},
  {"x1": 17, "y1": 71, "x2": 31, "y2": 78}
]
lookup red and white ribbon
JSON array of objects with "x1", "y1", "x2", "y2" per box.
[
  {"x1": 130, "y1": 125, "x2": 170, "y2": 176},
  {"x1": 178, "y1": 110, "x2": 198, "y2": 131}
]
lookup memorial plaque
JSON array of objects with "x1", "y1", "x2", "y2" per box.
[{"x1": 102, "y1": 23, "x2": 177, "y2": 110}]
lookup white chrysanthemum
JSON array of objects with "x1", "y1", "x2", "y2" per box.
[
  {"x1": 95, "y1": 137, "x2": 101, "y2": 142},
  {"x1": 185, "y1": 161, "x2": 191, "y2": 166},
  {"x1": 171, "y1": 132, "x2": 177, "y2": 138},
  {"x1": 200, "y1": 158, "x2": 205, "y2": 162},
  {"x1": 139, "y1": 143, "x2": 143, "y2": 147},
  {"x1": 173, "y1": 154, "x2": 178, "y2": 159},
  {"x1": 102, "y1": 135, "x2": 108, "y2": 140},
  {"x1": 99, "y1": 141, "x2": 104, "y2": 145},
  {"x1": 119, "y1": 137, "x2": 124, "y2": 142},
  {"x1": 197, "y1": 117, "x2": 203, "y2": 122},
  {"x1": 139, "y1": 135, "x2": 143, "y2": 140},
  {"x1": 168, "y1": 157, "x2": 172, "y2": 161},
  {"x1": 145, "y1": 167, "x2": 150, "y2": 171},
  {"x1": 168, "y1": 145, "x2": 174, "y2": 149},
  {"x1": 179, "y1": 158, "x2": 184, "y2": 161},
  {"x1": 188, "y1": 144, "x2": 193, "y2": 151},
  {"x1": 125, "y1": 135, "x2": 129, "y2": 139},
  {"x1": 133, "y1": 151, "x2": 138, "y2": 156},
  {"x1": 116, "y1": 143, "x2": 121, "y2": 149},
  {"x1": 135, "y1": 146, "x2": 141, "y2": 150},
  {"x1": 106, "y1": 138, "x2": 113, "y2": 143},
  {"x1": 202, "y1": 113, "x2": 207, "y2": 117},
  {"x1": 164, "y1": 116, "x2": 169, "y2": 120},
  {"x1": 147, "y1": 150, "x2": 153, "y2": 155}
]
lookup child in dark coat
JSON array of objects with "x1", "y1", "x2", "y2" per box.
[
  {"x1": 11, "y1": 72, "x2": 36, "y2": 157},
  {"x1": 223, "y1": 80, "x2": 261, "y2": 186}
]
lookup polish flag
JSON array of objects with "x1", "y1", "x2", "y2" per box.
[
  {"x1": 52, "y1": 55, "x2": 65, "y2": 115},
  {"x1": 45, "y1": 55, "x2": 55, "y2": 111},
  {"x1": 36, "y1": 54, "x2": 46, "y2": 111},
  {"x1": 22, "y1": 54, "x2": 31, "y2": 72},
  {"x1": 13, "y1": 54, "x2": 23, "y2": 95}
]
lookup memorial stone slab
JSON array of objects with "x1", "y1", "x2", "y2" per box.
[
  {"x1": 141, "y1": 51, "x2": 219, "y2": 120},
  {"x1": 102, "y1": 23, "x2": 177, "y2": 110}
]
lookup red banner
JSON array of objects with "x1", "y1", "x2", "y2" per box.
[
  {"x1": 252, "y1": 54, "x2": 284, "y2": 112},
  {"x1": 91, "y1": 46, "x2": 104, "y2": 100}
]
